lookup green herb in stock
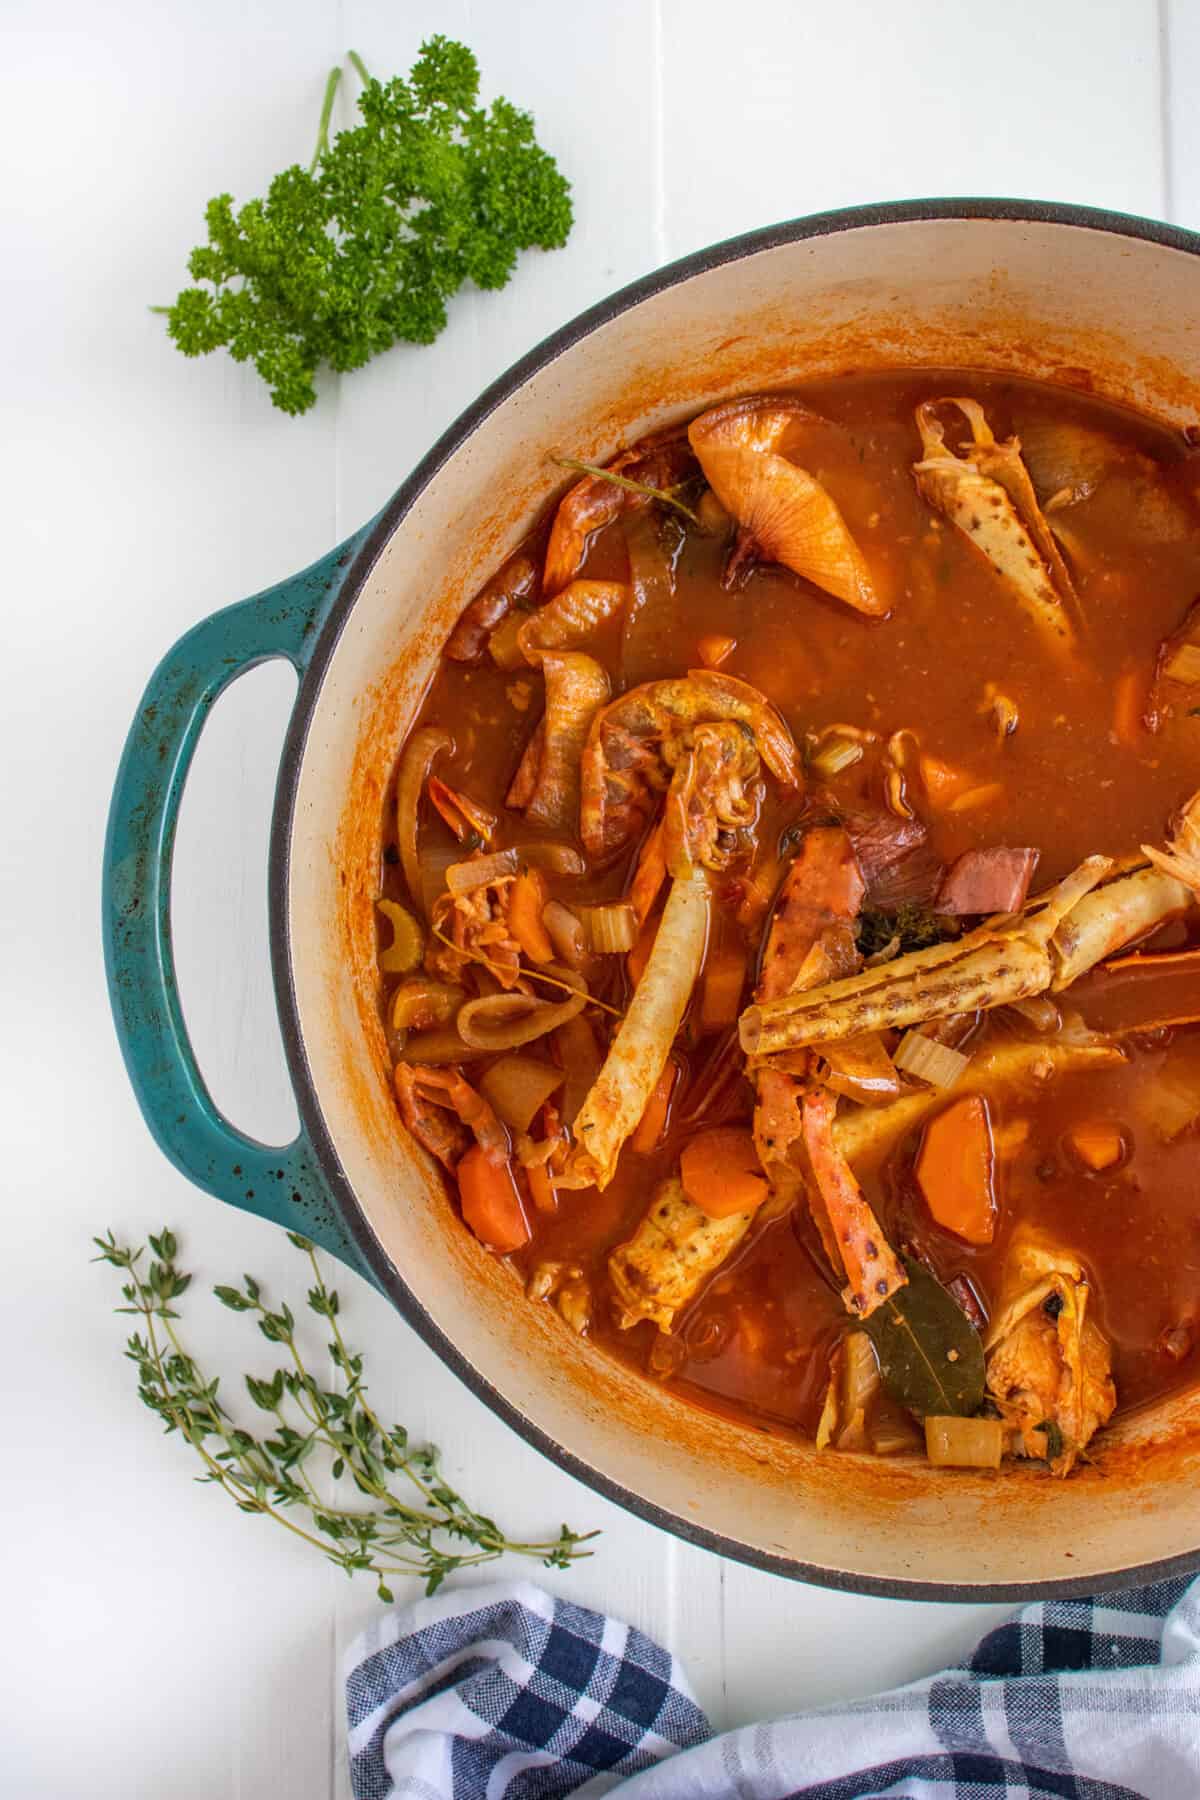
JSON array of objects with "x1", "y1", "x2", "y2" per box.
[
  {"x1": 160, "y1": 38, "x2": 574, "y2": 415},
  {"x1": 856, "y1": 900, "x2": 949, "y2": 960},
  {"x1": 93, "y1": 1227, "x2": 595, "y2": 1598}
]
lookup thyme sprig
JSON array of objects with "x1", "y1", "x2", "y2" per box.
[
  {"x1": 553, "y1": 456, "x2": 701, "y2": 525},
  {"x1": 94, "y1": 1227, "x2": 595, "y2": 1599}
]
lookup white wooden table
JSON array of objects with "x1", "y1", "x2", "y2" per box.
[{"x1": 4, "y1": 2, "x2": 1197, "y2": 1792}]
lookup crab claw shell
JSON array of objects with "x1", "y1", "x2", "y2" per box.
[
  {"x1": 688, "y1": 397, "x2": 884, "y2": 615},
  {"x1": 913, "y1": 399, "x2": 1078, "y2": 656}
]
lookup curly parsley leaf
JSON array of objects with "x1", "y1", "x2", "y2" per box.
[
  {"x1": 856, "y1": 900, "x2": 950, "y2": 960},
  {"x1": 161, "y1": 39, "x2": 573, "y2": 415}
]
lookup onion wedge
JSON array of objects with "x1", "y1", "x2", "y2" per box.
[
  {"x1": 833, "y1": 1038, "x2": 1126, "y2": 1171},
  {"x1": 396, "y1": 726, "x2": 452, "y2": 913},
  {"x1": 688, "y1": 396, "x2": 883, "y2": 614}
]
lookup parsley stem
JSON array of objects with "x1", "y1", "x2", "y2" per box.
[
  {"x1": 309, "y1": 65, "x2": 343, "y2": 173},
  {"x1": 346, "y1": 50, "x2": 371, "y2": 84}
]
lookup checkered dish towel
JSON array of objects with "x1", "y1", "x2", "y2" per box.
[{"x1": 345, "y1": 1575, "x2": 1200, "y2": 1799}]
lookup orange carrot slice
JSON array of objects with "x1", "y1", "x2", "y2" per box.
[
  {"x1": 700, "y1": 947, "x2": 746, "y2": 1032},
  {"x1": 680, "y1": 1126, "x2": 769, "y2": 1219},
  {"x1": 457, "y1": 1145, "x2": 531, "y2": 1253},
  {"x1": 1066, "y1": 1120, "x2": 1125, "y2": 1172},
  {"x1": 629, "y1": 822, "x2": 667, "y2": 925},
  {"x1": 915, "y1": 1095, "x2": 997, "y2": 1245},
  {"x1": 507, "y1": 868, "x2": 554, "y2": 964}
]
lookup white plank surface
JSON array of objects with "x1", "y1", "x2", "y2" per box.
[{"x1": 0, "y1": 1, "x2": 1191, "y2": 1793}]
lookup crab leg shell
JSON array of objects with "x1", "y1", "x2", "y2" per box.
[
  {"x1": 752, "y1": 829, "x2": 866, "y2": 1256},
  {"x1": 739, "y1": 858, "x2": 1111, "y2": 1056},
  {"x1": 559, "y1": 870, "x2": 710, "y2": 1191},
  {"x1": 948, "y1": 399, "x2": 1077, "y2": 601},
  {"x1": 801, "y1": 1087, "x2": 907, "y2": 1319},
  {"x1": 1051, "y1": 861, "x2": 1193, "y2": 988},
  {"x1": 609, "y1": 1176, "x2": 756, "y2": 1332},
  {"x1": 743, "y1": 930, "x2": 1051, "y2": 1055}
]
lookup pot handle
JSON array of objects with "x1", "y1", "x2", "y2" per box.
[{"x1": 103, "y1": 529, "x2": 376, "y2": 1275}]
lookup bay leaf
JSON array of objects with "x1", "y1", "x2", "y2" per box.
[{"x1": 861, "y1": 1257, "x2": 985, "y2": 1418}]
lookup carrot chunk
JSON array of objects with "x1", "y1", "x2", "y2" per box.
[
  {"x1": 526, "y1": 1160, "x2": 559, "y2": 1214},
  {"x1": 1066, "y1": 1120, "x2": 1125, "y2": 1172},
  {"x1": 697, "y1": 633, "x2": 736, "y2": 668},
  {"x1": 680, "y1": 1126, "x2": 769, "y2": 1219},
  {"x1": 920, "y1": 753, "x2": 974, "y2": 809},
  {"x1": 507, "y1": 868, "x2": 554, "y2": 964},
  {"x1": 700, "y1": 947, "x2": 746, "y2": 1032},
  {"x1": 629, "y1": 821, "x2": 667, "y2": 925},
  {"x1": 457, "y1": 1145, "x2": 531, "y2": 1253},
  {"x1": 631, "y1": 1060, "x2": 678, "y2": 1153},
  {"x1": 915, "y1": 1095, "x2": 997, "y2": 1245}
]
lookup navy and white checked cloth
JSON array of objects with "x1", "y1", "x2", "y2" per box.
[{"x1": 345, "y1": 1575, "x2": 1200, "y2": 1798}]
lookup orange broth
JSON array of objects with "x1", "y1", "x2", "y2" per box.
[{"x1": 377, "y1": 370, "x2": 1200, "y2": 1449}]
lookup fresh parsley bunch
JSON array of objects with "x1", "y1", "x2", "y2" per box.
[{"x1": 163, "y1": 39, "x2": 573, "y2": 415}]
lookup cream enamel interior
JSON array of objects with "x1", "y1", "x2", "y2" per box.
[{"x1": 285, "y1": 214, "x2": 1200, "y2": 1593}]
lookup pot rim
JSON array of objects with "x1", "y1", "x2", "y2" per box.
[{"x1": 269, "y1": 196, "x2": 1200, "y2": 1600}]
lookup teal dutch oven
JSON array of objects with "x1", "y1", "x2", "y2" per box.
[{"x1": 105, "y1": 201, "x2": 1200, "y2": 1599}]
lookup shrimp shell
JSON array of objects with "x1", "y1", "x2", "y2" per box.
[
  {"x1": 517, "y1": 580, "x2": 629, "y2": 663},
  {"x1": 526, "y1": 652, "x2": 610, "y2": 832},
  {"x1": 580, "y1": 670, "x2": 800, "y2": 867},
  {"x1": 543, "y1": 431, "x2": 695, "y2": 596}
]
